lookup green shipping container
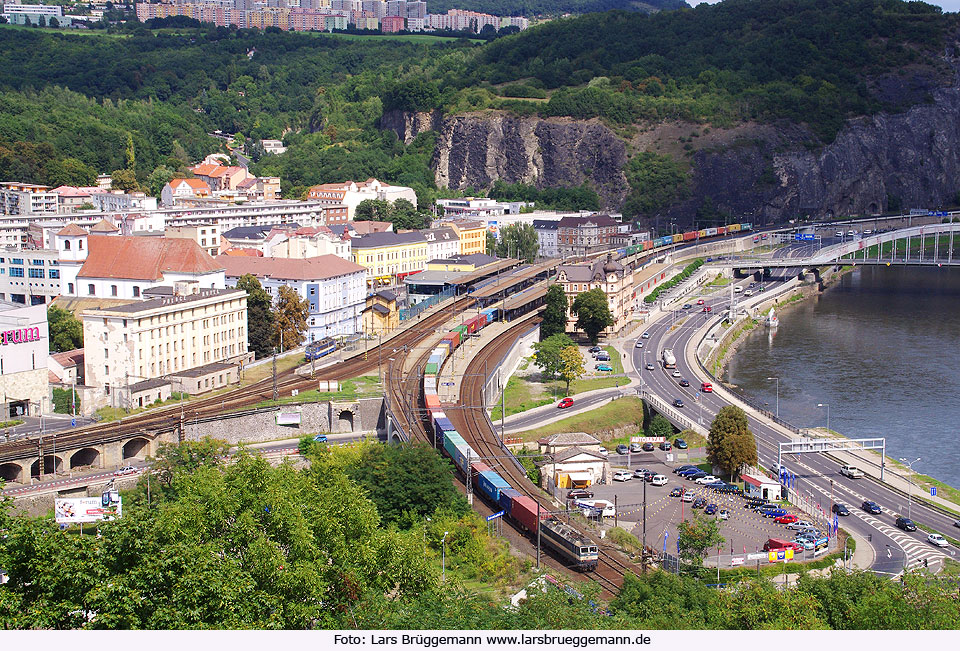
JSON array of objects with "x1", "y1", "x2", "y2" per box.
[
  {"x1": 454, "y1": 325, "x2": 468, "y2": 335},
  {"x1": 425, "y1": 362, "x2": 439, "y2": 375}
]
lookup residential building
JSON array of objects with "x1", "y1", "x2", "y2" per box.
[
  {"x1": 234, "y1": 176, "x2": 281, "y2": 202},
  {"x1": 88, "y1": 191, "x2": 158, "y2": 213},
  {"x1": 446, "y1": 220, "x2": 487, "y2": 256},
  {"x1": 80, "y1": 287, "x2": 249, "y2": 410},
  {"x1": 556, "y1": 254, "x2": 633, "y2": 338},
  {"x1": 361, "y1": 289, "x2": 398, "y2": 335},
  {"x1": 48, "y1": 348, "x2": 85, "y2": 387},
  {"x1": 380, "y1": 14, "x2": 403, "y2": 31},
  {"x1": 0, "y1": 247, "x2": 62, "y2": 305},
  {"x1": 161, "y1": 178, "x2": 212, "y2": 206},
  {"x1": 436, "y1": 197, "x2": 506, "y2": 219},
  {"x1": 261, "y1": 140, "x2": 287, "y2": 155},
  {"x1": 421, "y1": 226, "x2": 459, "y2": 261},
  {"x1": 165, "y1": 224, "x2": 221, "y2": 258},
  {"x1": 2, "y1": 3, "x2": 69, "y2": 25},
  {"x1": 533, "y1": 219, "x2": 559, "y2": 258},
  {"x1": 267, "y1": 226, "x2": 351, "y2": 260},
  {"x1": 351, "y1": 231, "x2": 427, "y2": 287},
  {"x1": 221, "y1": 255, "x2": 367, "y2": 340},
  {"x1": 221, "y1": 224, "x2": 301, "y2": 255},
  {"x1": 557, "y1": 214, "x2": 620, "y2": 257},
  {"x1": 0, "y1": 299, "x2": 50, "y2": 417},
  {"x1": 306, "y1": 178, "x2": 417, "y2": 220},
  {"x1": 57, "y1": 231, "x2": 226, "y2": 301},
  {"x1": 52, "y1": 185, "x2": 105, "y2": 212},
  {"x1": 1, "y1": 182, "x2": 58, "y2": 216},
  {"x1": 190, "y1": 163, "x2": 249, "y2": 192}
]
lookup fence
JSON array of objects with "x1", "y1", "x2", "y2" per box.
[{"x1": 399, "y1": 286, "x2": 456, "y2": 321}]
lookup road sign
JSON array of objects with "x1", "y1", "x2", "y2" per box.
[
  {"x1": 71, "y1": 418, "x2": 76, "y2": 427},
  {"x1": 486, "y1": 511, "x2": 505, "y2": 521},
  {"x1": 802, "y1": 233, "x2": 816, "y2": 241},
  {"x1": 931, "y1": 487, "x2": 937, "y2": 497}
]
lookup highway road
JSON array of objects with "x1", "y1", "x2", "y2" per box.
[
  {"x1": 633, "y1": 253, "x2": 959, "y2": 574},
  {"x1": 2, "y1": 414, "x2": 95, "y2": 443}
]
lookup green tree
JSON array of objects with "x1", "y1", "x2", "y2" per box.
[
  {"x1": 623, "y1": 152, "x2": 690, "y2": 219},
  {"x1": 485, "y1": 231, "x2": 497, "y2": 256},
  {"x1": 354, "y1": 199, "x2": 393, "y2": 222},
  {"x1": 570, "y1": 287, "x2": 614, "y2": 344},
  {"x1": 390, "y1": 198, "x2": 426, "y2": 230},
  {"x1": 37, "y1": 15, "x2": 46, "y2": 28},
  {"x1": 146, "y1": 165, "x2": 176, "y2": 198},
  {"x1": 273, "y1": 285, "x2": 309, "y2": 351},
  {"x1": 495, "y1": 223, "x2": 539, "y2": 262},
  {"x1": 707, "y1": 405, "x2": 758, "y2": 478},
  {"x1": 51, "y1": 387, "x2": 80, "y2": 415},
  {"x1": 647, "y1": 413, "x2": 674, "y2": 439},
  {"x1": 557, "y1": 345, "x2": 585, "y2": 396},
  {"x1": 676, "y1": 512, "x2": 725, "y2": 567},
  {"x1": 110, "y1": 168, "x2": 138, "y2": 192},
  {"x1": 150, "y1": 437, "x2": 230, "y2": 488},
  {"x1": 124, "y1": 133, "x2": 136, "y2": 171},
  {"x1": 235, "y1": 274, "x2": 275, "y2": 359},
  {"x1": 47, "y1": 305, "x2": 83, "y2": 352},
  {"x1": 45, "y1": 157, "x2": 96, "y2": 187},
  {"x1": 539, "y1": 284, "x2": 568, "y2": 340},
  {"x1": 531, "y1": 333, "x2": 574, "y2": 381},
  {"x1": 49, "y1": 17, "x2": 59, "y2": 28}
]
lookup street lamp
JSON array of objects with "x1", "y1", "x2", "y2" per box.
[
  {"x1": 766, "y1": 377, "x2": 779, "y2": 418},
  {"x1": 899, "y1": 456, "x2": 921, "y2": 520},
  {"x1": 441, "y1": 531, "x2": 449, "y2": 582},
  {"x1": 817, "y1": 403, "x2": 830, "y2": 433}
]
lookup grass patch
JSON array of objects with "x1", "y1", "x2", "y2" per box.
[
  {"x1": 0, "y1": 419, "x2": 24, "y2": 429},
  {"x1": 940, "y1": 558, "x2": 960, "y2": 578},
  {"x1": 94, "y1": 392, "x2": 196, "y2": 423},
  {"x1": 255, "y1": 376, "x2": 382, "y2": 408},
  {"x1": 490, "y1": 375, "x2": 554, "y2": 420},
  {"x1": 710, "y1": 317, "x2": 757, "y2": 375},
  {"x1": 602, "y1": 346, "x2": 624, "y2": 374},
  {"x1": 915, "y1": 521, "x2": 960, "y2": 548},
  {"x1": 516, "y1": 397, "x2": 646, "y2": 442},
  {"x1": 241, "y1": 355, "x2": 307, "y2": 385},
  {"x1": 706, "y1": 274, "x2": 732, "y2": 287}
]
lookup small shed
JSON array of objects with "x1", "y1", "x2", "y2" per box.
[
  {"x1": 741, "y1": 473, "x2": 783, "y2": 501},
  {"x1": 537, "y1": 446, "x2": 608, "y2": 489}
]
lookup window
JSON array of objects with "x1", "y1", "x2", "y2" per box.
[
  {"x1": 104, "y1": 365, "x2": 109, "y2": 376},
  {"x1": 48, "y1": 269, "x2": 59, "y2": 279},
  {"x1": 10, "y1": 258, "x2": 22, "y2": 265},
  {"x1": 28, "y1": 268, "x2": 44, "y2": 279},
  {"x1": 68, "y1": 282, "x2": 74, "y2": 294},
  {"x1": 78, "y1": 240, "x2": 83, "y2": 250},
  {"x1": 133, "y1": 286, "x2": 139, "y2": 297},
  {"x1": 104, "y1": 348, "x2": 108, "y2": 359},
  {"x1": 88, "y1": 284, "x2": 95, "y2": 296},
  {"x1": 64, "y1": 240, "x2": 71, "y2": 250},
  {"x1": 31, "y1": 259, "x2": 44, "y2": 266},
  {"x1": 9, "y1": 267, "x2": 23, "y2": 278}
]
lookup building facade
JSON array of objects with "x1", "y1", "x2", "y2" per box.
[
  {"x1": 0, "y1": 247, "x2": 62, "y2": 305},
  {"x1": 421, "y1": 226, "x2": 459, "y2": 261},
  {"x1": 0, "y1": 300, "x2": 50, "y2": 417},
  {"x1": 351, "y1": 231, "x2": 427, "y2": 287},
  {"x1": 446, "y1": 220, "x2": 487, "y2": 256},
  {"x1": 0, "y1": 182, "x2": 59, "y2": 216},
  {"x1": 556, "y1": 254, "x2": 633, "y2": 339},
  {"x1": 165, "y1": 224, "x2": 221, "y2": 258},
  {"x1": 557, "y1": 214, "x2": 619, "y2": 257}
]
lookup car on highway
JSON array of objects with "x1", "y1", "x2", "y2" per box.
[
  {"x1": 629, "y1": 442, "x2": 643, "y2": 453},
  {"x1": 682, "y1": 303, "x2": 692, "y2": 310},
  {"x1": 115, "y1": 465, "x2": 137, "y2": 476},
  {"x1": 774, "y1": 514, "x2": 799, "y2": 524},
  {"x1": 832, "y1": 503, "x2": 850, "y2": 516},
  {"x1": 954, "y1": 520, "x2": 960, "y2": 528},
  {"x1": 693, "y1": 498, "x2": 706, "y2": 509},
  {"x1": 835, "y1": 231, "x2": 843, "y2": 237},
  {"x1": 659, "y1": 441, "x2": 673, "y2": 451},
  {"x1": 646, "y1": 363, "x2": 656, "y2": 371},
  {"x1": 679, "y1": 379, "x2": 690, "y2": 387},
  {"x1": 704, "y1": 503, "x2": 718, "y2": 515},
  {"x1": 673, "y1": 398, "x2": 685, "y2": 408},
  {"x1": 642, "y1": 442, "x2": 655, "y2": 452},
  {"x1": 567, "y1": 489, "x2": 594, "y2": 500},
  {"x1": 674, "y1": 438, "x2": 688, "y2": 449},
  {"x1": 743, "y1": 289, "x2": 754, "y2": 296},
  {"x1": 670, "y1": 487, "x2": 683, "y2": 497},
  {"x1": 896, "y1": 517, "x2": 917, "y2": 532},
  {"x1": 696, "y1": 299, "x2": 705, "y2": 305},
  {"x1": 635, "y1": 340, "x2": 644, "y2": 348},
  {"x1": 701, "y1": 382, "x2": 713, "y2": 392},
  {"x1": 927, "y1": 533, "x2": 949, "y2": 547},
  {"x1": 616, "y1": 444, "x2": 629, "y2": 455},
  {"x1": 595, "y1": 363, "x2": 613, "y2": 372},
  {"x1": 613, "y1": 470, "x2": 632, "y2": 482},
  {"x1": 702, "y1": 305, "x2": 713, "y2": 312},
  {"x1": 695, "y1": 475, "x2": 720, "y2": 485},
  {"x1": 672, "y1": 370, "x2": 682, "y2": 378},
  {"x1": 557, "y1": 397, "x2": 575, "y2": 409},
  {"x1": 682, "y1": 491, "x2": 696, "y2": 503},
  {"x1": 861, "y1": 500, "x2": 882, "y2": 515},
  {"x1": 641, "y1": 332, "x2": 651, "y2": 339},
  {"x1": 312, "y1": 434, "x2": 328, "y2": 443}
]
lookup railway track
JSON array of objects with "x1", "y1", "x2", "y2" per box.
[
  {"x1": 0, "y1": 297, "x2": 476, "y2": 465},
  {"x1": 446, "y1": 314, "x2": 636, "y2": 600}
]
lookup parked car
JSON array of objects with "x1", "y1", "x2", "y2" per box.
[
  {"x1": 613, "y1": 470, "x2": 633, "y2": 482},
  {"x1": 595, "y1": 363, "x2": 613, "y2": 372},
  {"x1": 692, "y1": 498, "x2": 706, "y2": 509},
  {"x1": 764, "y1": 508, "x2": 789, "y2": 519},
  {"x1": 787, "y1": 520, "x2": 814, "y2": 531},
  {"x1": 652, "y1": 475, "x2": 668, "y2": 486},
  {"x1": 704, "y1": 503, "x2": 718, "y2": 515},
  {"x1": 792, "y1": 537, "x2": 815, "y2": 550},
  {"x1": 775, "y1": 514, "x2": 799, "y2": 524},
  {"x1": 670, "y1": 487, "x2": 683, "y2": 497},
  {"x1": 557, "y1": 397, "x2": 574, "y2": 409},
  {"x1": 928, "y1": 533, "x2": 949, "y2": 547},
  {"x1": 713, "y1": 484, "x2": 742, "y2": 495},
  {"x1": 597, "y1": 447, "x2": 609, "y2": 457},
  {"x1": 718, "y1": 509, "x2": 729, "y2": 520},
  {"x1": 896, "y1": 517, "x2": 917, "y2": 532},
  {"x1": 832, "y1": 503, "x2": 850, "y2": 516},
  {"x1": 679, "y1": 379, "x2": 690, "y2": 387},
  {"x1": 567, "y1": 489, "x2": 594, "y2": 500},
  {"x1": 659, "y1": 441, "x2": 673, "y2": 451},
  {"x1": 674, "y1": 438, "x2": 688, "y2": 449},
  {"x1": 642, "y1": 442, "x2": 655, "y2": 452},
  {"x1": 861, "y1": 500, "x2": 882, "y2": 515},
  {"x1": 588, "y1": 345, "x2": 602, "y2": 354},
  {"x1": 695, "y1": 475, "x2": 720, "y2": 485},
  {"x1": 616, "y1": 444, "x2": 629, "y2": 455},
  {"x1": 633, "y1": 467, "x2": 649, "y2": 479},
  {"x1": 682, "y1": 491, "x2": 696, "y2": 503},
  {"x1": 673, "y1": 398, "x2": 685, "y2": 408},
  {"x1": 596, "y1": 353, "x2": 611, "y2": 362},
  {"x1": 674, "y1": 465, "x2": 697, "y2": 474},
  {"x1": 629, "y1": 442, "x2": 643, "y2": 453},
  {"x1": 685, "y1": 471, "x2": 708, "y2": 481}
]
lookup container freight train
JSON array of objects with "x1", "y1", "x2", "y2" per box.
[
  {"x1": 617, "y1": 223, "x2": 753, "y2": 258},
  {"x1": 421, "y1": 306, "x2": 599, "y2": 571}
]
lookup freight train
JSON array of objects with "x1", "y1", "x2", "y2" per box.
[
  {"x1": 421, "y1": 306, "x2": 599, "y2": 571},
  {"x1": 617, "y1": 223, "x2": 753, "y2": 258}
]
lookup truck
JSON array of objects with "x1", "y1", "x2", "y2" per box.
[
  {"x1": 840, "y1": 465, "x2": 864, "y2": 479},
  {"x1": 661, "y1": 348, "x2": 676, "y2": 369}
]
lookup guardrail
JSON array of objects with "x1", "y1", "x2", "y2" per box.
[{"x1": 640, "y1": 389, "x2": 709, "y2": 437}]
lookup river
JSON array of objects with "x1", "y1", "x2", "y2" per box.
[{"x1": 725, "y1": 265, "x2": 960, "y2": 489}]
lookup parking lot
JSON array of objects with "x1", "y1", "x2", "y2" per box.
[{"x1": 577, "y1": 453, "x2": 833, "y2": 563}]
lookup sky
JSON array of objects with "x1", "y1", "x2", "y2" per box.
[{"x1": 693, "y1": 0, "x2": 960, "y2": 12}]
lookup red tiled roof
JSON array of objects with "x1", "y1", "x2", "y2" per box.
[
  {"x1": 57, "y1": 223, "x2": 87, "y2": 236},
  {"x1": 171, "y1": 178, "x2": 210, "y2": 192},
  {"x1": 89, "y1": 219, "x2": 118, "y2": 233},
  {"x1": 191, "y1": 163, "x2": 220, "y2": 176},
  {"x1": 51, "y1": 348, "x2": 84, "y2": 368},
  {"x1": 219, "y1": 255, "x2": 366, "y2": 281},
  {"x1": 78, "y1": 236, "x2": 223, "y2": 281},
  {"x1": 222, "y1": 247, "x2": 263, "y2": 257}
]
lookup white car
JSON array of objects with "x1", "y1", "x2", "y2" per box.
[
  {"x1": 743, "y1": 289, "x2": 754, "y2": 296},
  {"x1": 114, "y1": 465, "x2": 137, "y2": 476},
  {"x1": 641, "y1": 332, "x2": 650, "y2": 339},
  {"x1": 787, "y1": 520, "x2": 814, "y2": 531},
  {"x1": 682, "y1": 491, "x2": 695, "y2": 503},
  {"x1": 927, "y1": 533, "x2": 949, "y2": 548},
  {"x1": 635, "y1": 341, "x2": 644, "y2": 348},
  {"x1": 651, "y1": 474, "x2": 668, "y2": 486},
  {"x1": 613, "y1": 470, "x2": 633, "y2": 482},
  {"x1": 672, "y1": 370, "x2": 682, "y2": 378},
  {"x1": 718, "y1": 509, "x2": 729, "y2": 520},
  {"x1": 597, "y1": 447, "x2": 609, "y2": 457},
  {"x1": 695, "y1": 475, "x2": 720, "y2": 485}
]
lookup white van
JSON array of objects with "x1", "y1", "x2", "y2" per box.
[
  {"x1": 734, "y1": 286, "x2": 743, "y2": 294},
  {"x1": 651, "y1": 474, "x2": 668, "y2": 486},
  {"x1": 577, "y1": 499, "x2": 616, "y2": 518}
]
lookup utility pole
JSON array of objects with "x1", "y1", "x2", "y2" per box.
[
  {"x1": 642, "y1": 475, "x2": 647, "y2": 558},
  {"x1": 536, "y1": 501, "x2": 541, "y2": 569},
  {"x1": 272, "y1": 350, "x2": 278, "y2": 402}
]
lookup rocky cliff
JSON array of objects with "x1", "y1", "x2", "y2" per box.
[{"x1": 382, "y1": 69, "x2": 960, "y2": 225}]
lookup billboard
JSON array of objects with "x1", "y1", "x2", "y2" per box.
[{"x1": 55, "y1": 497, "x2": 122, "y2": 525}]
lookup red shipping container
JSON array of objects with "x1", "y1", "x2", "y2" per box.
[
  {"x1": 471, "y1": 460, "x2": 491, "y2": 476},
  {"x1": 425, "y1": 393, "x2": 441, "y2": 412},
  {"x1": 683, "y1": 230, "x2": 697, "y2": 241},
  {"x1": 643, "y1": 241, "x2": 653, "y2": 251},
  {"x1": 511, "y1": 495, "x2": 547, "y2": 532},
  {"x1": 718, "y1": 226, "x2": 727, "y2": 235},
  {"x1": 477, "y1": 314, "x2": 488, "y2": 330}
]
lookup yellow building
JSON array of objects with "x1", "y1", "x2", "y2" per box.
[
  {"x1": 447, "y1": 220, "x2": 487, "y2": 256},
  {"x1": 361, "y1": 290, "x2": 399, "y2": 336},
  {"x1": 351, "y1": 231, "x2": 428, "y2": 287}
]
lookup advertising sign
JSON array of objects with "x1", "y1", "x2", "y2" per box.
[
  {"x1": 731, "y1": 557, "x2": 745, "y2": 566},
  {"x1": 55, "y1": 497, "x2": 122, "y2": 525},
  {"x1": 276, "y1": 412, "x2": 301, "y2": 425},
  {"x1": 768, "y1": 549, "x2": 795, "y2": 563}
]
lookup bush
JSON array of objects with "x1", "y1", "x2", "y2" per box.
[
  {"x1": 51, "y1": 388, "x2": 80, "y2": 415},
  {"x1": 644, "y1": 258, "x2": 704, "y2": 303}
]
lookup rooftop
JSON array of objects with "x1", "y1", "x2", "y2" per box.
[
  {"x1": 169, "y1": 361, "x2": 237, "y2": 378},
  {"x1": 351, "y1": 231, "x2": 427, "y2": 249},
  {"x1": 219, "y1": 255, "x2": 367, "y2": 281},
  {"x1": 81, "y1": 288, "x2": 245, "y2": 316},
  {"x1": 78, "y1": 236, "x2": 223, "y2": 281}
]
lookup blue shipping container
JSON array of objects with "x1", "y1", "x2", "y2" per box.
[
  {"x1": 477, "y1": 470, "x2": 512, "y2": 503},
  {"x1": 499, "y1": 488, "x2": 522, "y2": 515}
]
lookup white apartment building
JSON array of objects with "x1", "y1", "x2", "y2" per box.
[
  {"x1": 165, "y1": 224, "x2": 221, "y2": 258},
  {"x1": 267, "y1": 226, "x2": 351, "y2": 260},
  {"x1": 80, "y1": 288, "x2": 249, "y2": 410},
  {"x1": 307, "y1": 178, "x2": 417, "y2": 221},
  {"x1": 1, "y1": 183, "x2": 59, "y2": 216},
  {"x1": 0, "y1": 299, "x2": 50, "y2": 417},
  {"x1": 221, "y1": 255, "x2": 366, "y2": 341},
  {"x1": 0, "y1": 247, "x2": 62, "y2": 305}
]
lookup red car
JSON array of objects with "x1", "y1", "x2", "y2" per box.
[
  {"x1": 557, "y1": 397, "x2": 574, "y2": 409},
  {"x1": 696, "y1": 299, "x2": 705, "y2": 305},
  {"x1": 774, "y1": 514, "x2": 799, "y2": 524}
]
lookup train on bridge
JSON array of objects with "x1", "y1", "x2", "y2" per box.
[{"x1": 615, "y1": 223, "x2": 752, "y2": 258}]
